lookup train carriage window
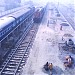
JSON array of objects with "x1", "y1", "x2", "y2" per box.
[
  {"x1": 7, "y1": 23, "x2": 12, "y2": 31},
  {"x1": 20, "y1": 17, "x2": 22, "y2": 21},
  {"x1": 13, "y1": 21, "x2": 16, "y2": 27},
  {"x1": 17, "y1": 20, "x2": 19, "y2": 24},
  {"x1": 10, "y1": 25, "x2": 12, "y2": 29},
  {"x1": 9, "y1": 26, "x2": 11, "y2": 30},
  {"x1": 3, "y1": 31, "x2": 4, "y2": 34},
  {"x1": 4, "y1": 30, "x2": 6, "y2": 33},
  {"x1": 7, "y1": 27, "x2": 9, "y2": 30},
  {"x1": 8, "y1": 25, "x2": 12, "y2": 30},
  {"x1": 0, "y1": 33, "x2": 1, "y2": 37},
  {"x1": 21, "y1": 16, "x2": 23, "y2": 21},
  {"x1": 23, "y1": 16, "x2": 24, "y2": 20},
  {"x1": 5, "y1": 23, "x2": 13, "y2": 32},
  {"x1": 22, "y1": 17, "x2": 23, "y2": 20},
  {"x1": 1, "y1": 32, "x2": 3, "y2": 36},
  {"x1": 7, "y1": 27, "x2": 10, "y2": 31},
  {"x1": 23, "y1": 14, "x2": 25, "y2": 19}
]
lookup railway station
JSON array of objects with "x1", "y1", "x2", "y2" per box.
[{"x1": 0, "y1": 0, "x2": 75, "y2": 75}]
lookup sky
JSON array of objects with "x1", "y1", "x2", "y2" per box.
[
  {"x1": 21, "y1": 0, "x2": 75, "y2": 8},
  {"x1": 29, "y1": 0, "x2": 74, "y2": 4}
]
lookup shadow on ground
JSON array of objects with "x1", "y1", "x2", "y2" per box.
[{"x1": 42, "y1": 66, "x2": 63, "y2": 75}]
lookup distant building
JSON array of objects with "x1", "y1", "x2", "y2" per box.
[
  {"x1": 0, "y1": 0, "x2": 5, "y2": 12},
  {"x1": 0, "y1": 0, "x2": 34, "y2": 12},
  {"x1": 4, "y1": 0, "x2": 21, "y2": 10},
  {"x1": 21, "y1": 0, "x2": 33, "y2": 6}
]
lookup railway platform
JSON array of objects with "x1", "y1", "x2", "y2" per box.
[{"x1": 21, "y1": 5, "x2": 75, "y2": 75}]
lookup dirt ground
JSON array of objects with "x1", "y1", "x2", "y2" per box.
[{"x1": 22, "y1": 6, "x2": 75, "y2": 75}]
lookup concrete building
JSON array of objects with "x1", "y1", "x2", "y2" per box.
[
  {"x1": 0, "y1": 0, "x2": 5, "y2": 12},
  {"x1": 4, "y1": 0, "x2": 21, "y2": 10}
]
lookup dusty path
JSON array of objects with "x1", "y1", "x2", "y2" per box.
[{"x1": 22, "y1": 6, "x2": 75, "y2": 75}]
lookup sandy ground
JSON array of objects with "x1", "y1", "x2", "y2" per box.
[{"x1": 22, "y1": 7, "x2": 75, "y2": 75}]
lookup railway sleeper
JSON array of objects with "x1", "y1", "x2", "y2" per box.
[
  {"x1": 20, "y1": 63, "x2": 25, "y2": 67},
  {"x1": 14, "y1": 54, "x2": 24, "y2": 56},
  {"x1": 13, "y1": 54, "x2": 23, "y2": 57},
  {"x1": 9, "y1": 60, "x2": 20, "y2": 63},
  {"x1": 18, "y1": 47, "x2": 27, "y2": 50},
  {"x1": 0, "y1": 67, "x2": 3, "y2": 70},
  {"x1": 7, "y1": 64, "x2": 18, "y2": 66},
  {"x1": 2, "y1": 72, "x2": 14, "y2": 75},
  {"x1": 20, "y1": 44, "x2": 29, "y2": 47},
  {"x1": 3, "y1": 69, "x2": 14, "y2": 72},
  {"x1": 20, "y1": 63, "x2": 26, "y2": 67},
  {"x1": 25, "y1": 51, "x2": 29, "y2": 54},
  {"x1": 17, "y1": 67, "x2": 23, "y2": 72},
  {"x1": 2, "y1": 71, "x2": 14, "y2": 75},
  {"x1": 18, "y1": 45, "x2": 27, "y2": 48},
  {"x1": 17, "y1": 69, "x2": 23, "y2": 75},
  {"x1": 12, "y1": 56, "x2": 23, "y2": 58},
  {"x1": 17, "y1": 49, "x2": 26, "y2": 51},
  {"x1": 22, "y1": 41, "x2": 29, "y2": 44},
  {"x1": 23, "y1": 55, "x2": 29, "y2": 58},
  {"x1": 8, "y1": 61, "x2": 19, "y2": 65},
  {"x1": 24, "y1": 53, "x2": 29, "y2": 56},
  {"x1": 17, "y1": 69, "x2": 21, "y2": 73},
  {"x1": 15, "y1": 52, "x2": 25, "y2": 54},
  {"x1": 19, "y1": 65, "x2": 23, "y2": 69},
  {"x1": 11, "y1": 58, "x2": 22, "y2": 60},
  {"x1": 6, "y1": 65, "x2": 16, "y2": 68},
  {"x1": 18, "y1": 46, "x2": 27, "y2": 48},
  {"x1": 22, "y1": 59, "x2": 28, "y2": 63},
  {"x1": 21, "y1": 60, "x2": 26, "y2": 63},
  {"x1": 24, "y1": 53, "x2": 28, "y2": 56},
  {"x1": 24, "y1": 55, "x2": 28, "y2": 57},
  {"x1": 4, "y1": 67, "x2": 15, "y2": 71},
  {"x1": 16, "y1": 52, "x2": 26, "y2": 54},
  {"x1": 13, "y1": 54, "x2": 24, "y2": 56},
  {"x1": 17, "y1": 48, "x2": 26, "y2": 50},
  {"x1": 17, "y1": 49, "x2": 25, "y2": 51},
  {"x1": 20, "y1": 42, "x2": 27, "y2": 45},
  {"x1": 16, "y1": 50, "x2": 26, "y2": 52},
  {"x1": 17, "y1": 50, "x2": 25, "y2": 52},
  {"x1": 8, "y1": 61, "x2": 19, "y2": 64}
]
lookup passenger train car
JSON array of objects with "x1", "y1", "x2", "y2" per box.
[
  {"x1": 33, "y1": 6, "x2": 46, "y2": 23},
  {"x1": 0, "y1": 17, "x2": 15, "y2": 41},
  {"x1": 0, "y1": 7, "x2": 35, "y2": 42},
  {"x1": 0, "y1": 6, "x2": 35, "y2": 64}
]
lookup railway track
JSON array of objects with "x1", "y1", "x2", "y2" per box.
[
  {"x1": 0, "y1": 23, "x2": 39, "y2": 75},
  {"x1": 58, "y1": 5, "x2": 75, "y2": 30}
]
